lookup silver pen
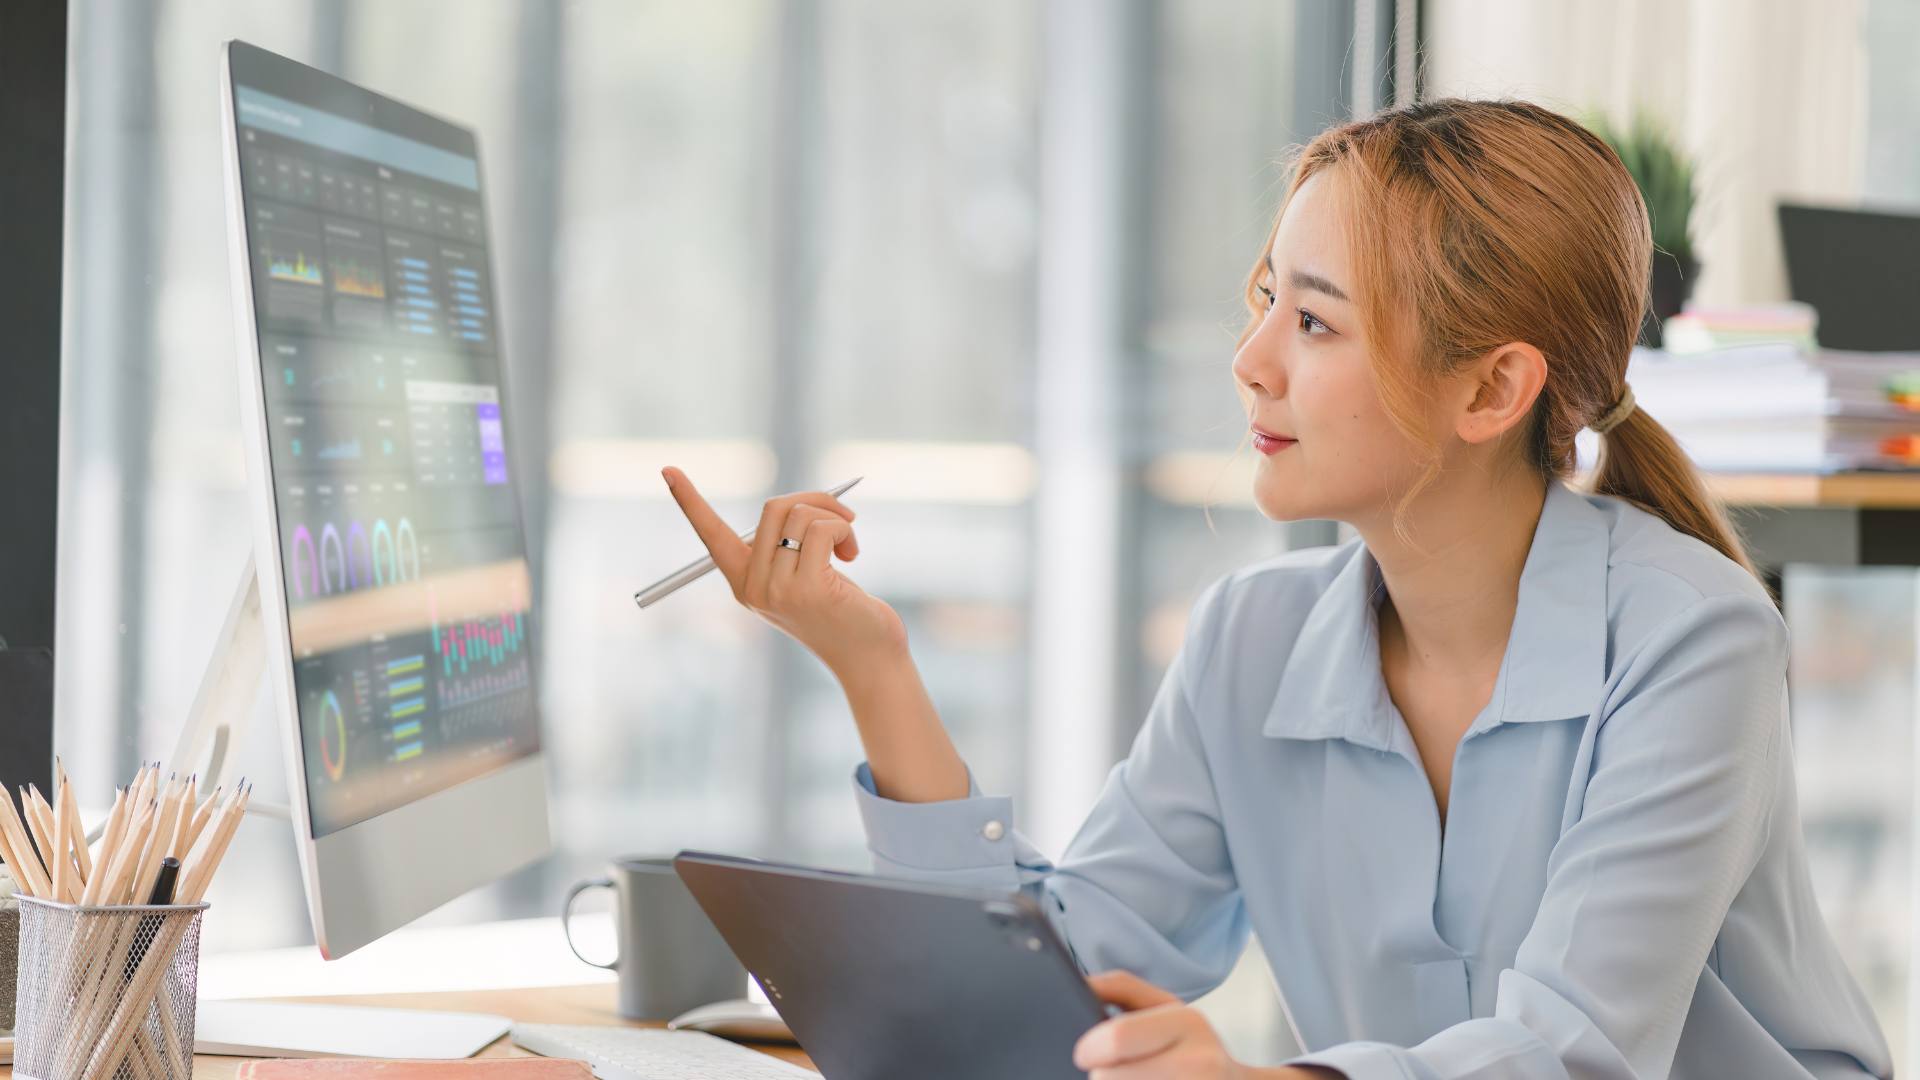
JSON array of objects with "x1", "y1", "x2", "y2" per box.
[{"x1": 635, "y1": 475, "x2": 864, "y2": 609}]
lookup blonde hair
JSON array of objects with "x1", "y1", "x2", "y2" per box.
[{"x1": 1237, "y1": 98, "x2": 1760, "y2": 582}]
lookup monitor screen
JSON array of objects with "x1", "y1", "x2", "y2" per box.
[
  {"x1": 226, "y1": 44, "x2": 540, "y2": 839},
  {"x1": 1779, "y1": 202, "x2": 1920, "y2": 351}
]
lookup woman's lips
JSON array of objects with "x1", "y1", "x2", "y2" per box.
[{"x1": 1252, "y1": 427, "x2": 1296, "y2": 455}]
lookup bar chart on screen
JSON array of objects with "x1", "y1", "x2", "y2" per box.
[{"x1": 433, "y1": 610, "x2": 525, "y2": 676}]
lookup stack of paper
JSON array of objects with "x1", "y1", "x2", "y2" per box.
[
  {"x1": 1576, "y1": 343, "x2": 1920, "y2": 474},
  {"x1": 1662, "y1": 301, "x2": 1818, "y2": 353}
]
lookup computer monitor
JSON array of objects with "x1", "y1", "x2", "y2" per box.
[
  {"x1": 1778, "y1": 201, "x2": 1920, "y2": 351},
  {"x1": 217, "y1": 40, "x2": 550, "y2": 963}
]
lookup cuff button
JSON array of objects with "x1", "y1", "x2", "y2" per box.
[{"x1": 981, "y1": 819, "x2": 1006, "y2": 841}]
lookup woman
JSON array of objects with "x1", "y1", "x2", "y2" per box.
[{"x1": 662, "y1": 99, "x2": 1893, "y2": 1079}]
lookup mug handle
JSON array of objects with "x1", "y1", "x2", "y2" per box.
[{"x1": 563, "y1": 877, "x2": 619, "y2": 970}]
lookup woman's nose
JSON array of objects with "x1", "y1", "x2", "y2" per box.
[{"x1": 1232, "y1": 315, "x2": 1285, "y2": 399}]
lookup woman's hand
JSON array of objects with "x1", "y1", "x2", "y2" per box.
[
  {"x1": 661, "y1": 466, "x2": 907, "y2": 676},
  {"x1": 1075, "y1": 971, "x2": 1248, "y2": 1079},
  {"x1": 1076, "y1": 971, "x2": 1339, "y2": 1080}
]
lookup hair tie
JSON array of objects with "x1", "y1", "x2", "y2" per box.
[{"x1": 1590, "y1": 383, "x2": 1636, "y2": 435}]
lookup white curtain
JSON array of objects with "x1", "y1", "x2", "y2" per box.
[{"x1": 1421, "y1": 0, "x2": 1869, "y2": 308}]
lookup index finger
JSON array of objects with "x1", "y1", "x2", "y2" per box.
[{"x1": 661, "y1": 467, "x2": 751, "y2": 586}]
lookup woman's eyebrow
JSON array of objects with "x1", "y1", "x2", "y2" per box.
[{"x1": 1265, "y1": 254, "x2": 1350, "y2": 303}]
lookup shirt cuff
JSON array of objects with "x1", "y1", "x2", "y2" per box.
[
  {"x1": 1284, "y1": 1040, "x2": 1428, "y2": 1080},
  {"x1": 851, "y1": 760, "x2": 1019, "y2": 873}
]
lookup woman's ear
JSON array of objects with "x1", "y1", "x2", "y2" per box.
[{"x1": 1457, "y1": 342, "x2": 1547, "y2": 446}]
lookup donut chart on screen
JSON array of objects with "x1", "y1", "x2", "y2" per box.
[
  {"x1": 317, "y1": 689, "x2": 348, "y2": 782},
  {"x1": 287, "y1": 515, "x2": 420, "y2": 599}
]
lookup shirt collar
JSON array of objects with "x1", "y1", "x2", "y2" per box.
[{"x1": 1261, "y1": 479, "x2": 1610, "y2": 749}]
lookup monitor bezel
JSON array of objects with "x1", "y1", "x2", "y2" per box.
[{"x1": 219, "y1": 38, "x2": 551, "y2": 959}]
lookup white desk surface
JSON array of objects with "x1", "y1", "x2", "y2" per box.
[{"x1": 198, "y1": 911, "x2": 619, "y2": 1000}]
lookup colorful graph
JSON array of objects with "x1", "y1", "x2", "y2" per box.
[
  {"x1": 369, "y1": 518, "x2": 418, "y2": 587},
  {"x1": 288, "y1": 515, "x2": 418, "y2": 599},
  {"x1": 269, "y1": 250, "x2": 324, "y2": 286},
  {"x1": 431, "y1": 607, "x2": 526, "y2": 678},
  {"x1": 436, "y1": 659, "x2": 529, "y2": 709},
  {"x1": 330, "y1": 257, "x2": 386, "y2": 299},
  {"x1": 317, "y1": 689, "x2": 347, "y2": 782},
  {"x1": 383, "y1": 652, "x2": 428, "y2": 762}
]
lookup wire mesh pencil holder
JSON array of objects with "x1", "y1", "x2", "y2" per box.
[{"x1": 10, "y1": 895, "x2": 208, "y2": 1080}]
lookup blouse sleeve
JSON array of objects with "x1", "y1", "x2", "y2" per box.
[
  {"x1": 849, "y1": 573, "x2": 1249, "y2": 1000},
  {"x1": 1283, "y1": 593, "x2": 1794, "y2": 1080}
]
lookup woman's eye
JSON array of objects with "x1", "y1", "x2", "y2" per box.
[
  {"x1": 1255, "y1": 283, "x2": 1276, "y2": 310},
  {"x1": 1296, "y1": 308, "x2": 1330, "y2": 335}
]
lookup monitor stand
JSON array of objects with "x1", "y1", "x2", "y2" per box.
[{"x1": 174, "y1": 554, "x2": 512, "y2": 1058}]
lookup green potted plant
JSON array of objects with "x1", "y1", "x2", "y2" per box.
[{"x1": 1586, "y1": 109, "x2": 1700, "y2": 348}]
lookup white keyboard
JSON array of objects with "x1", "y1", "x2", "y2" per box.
[{"x1": 512, "y1": 1023, "x2": 817, "y2": 1079}]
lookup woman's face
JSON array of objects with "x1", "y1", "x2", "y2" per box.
[{"x1": 1232, "y1": 169, "x2": 1439, "y2": 528}]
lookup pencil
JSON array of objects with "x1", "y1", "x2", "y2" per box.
[
  {"x1": 50, "y1": 776, "x2": 72, "y2": 901},
  {"x1": 182, "y1": 784, "x2": 221, "y2": 857},
  {"x1": 0, "y1": 783, "x2": 45, "y2": 899},
  {"x1": 26, "y1": 791, "x2": 59, "y2": 890},
  {"x1": 0, "y1": 812, "x2": 25, "y2": 897},
  {"x1": 129, "y1": 775, "x2": 181, "y2": 906},
  {"x1": 169, "y1": 774, "x2": 198, "y2": 860},
  {"x1": 97, "y1": 796, "x2": 156, "y2": 908},
  {"x1": 81, "y1": 787, "x2": 127, "y2": 906},
  {"x1": 178, "y1": 780, "x2": 251, "y2": 904},
  {"x1": 132, "y1": 761, "x2": 158, "y2": 811},
  {"x1": 1, "y1": 785, "x2": 52, "y2": 900},
  {"x1": 58, "y1": 756, "x2": 93, "y2": 883},
  {"x1": 24, "y1": 785, "x2": 61, "y2": 897},
  {"x1": 50, "y1": 766, "x2": 84, "y2": 900}
]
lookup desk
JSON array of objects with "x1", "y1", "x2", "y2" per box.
[
  {"x1": 1567, "y1": 471, "x2": 1920, "y2": 587},
  {"x1": 1706, "y1": 472, "x2": 1920, "y2": 510},
  {"x1": 1704, "y1": 473, "x2": 1920, "y2": 600},
  {"x1": 0, "y1": 984, "x2": 819, "y2": 1077}
]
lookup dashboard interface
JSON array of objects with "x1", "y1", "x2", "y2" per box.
[{"x1": 227, "y1": 44, "x2": 540, "y2": 837}]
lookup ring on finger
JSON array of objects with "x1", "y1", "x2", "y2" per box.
[{"x1": 777, "y1": 535, "x2": 803, "y2": 553}]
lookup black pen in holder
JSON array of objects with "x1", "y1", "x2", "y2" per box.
[{"x1": 122, "y1": 856, "x2": 184, "y2": 985}]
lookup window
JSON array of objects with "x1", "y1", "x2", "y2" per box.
[{"x1": 59, "y1": 4, "x2": 1371, "y2": 1058}]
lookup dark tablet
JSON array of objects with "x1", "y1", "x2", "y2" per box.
[{"x1": 674, "y1": 850, "x2": 1110, "y2": 1080}]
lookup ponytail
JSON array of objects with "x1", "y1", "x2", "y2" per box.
[{"x1": 1589, "y1": 405, "x2": 1765, "y2": 587}]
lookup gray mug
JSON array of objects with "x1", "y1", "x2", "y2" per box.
[{"x1": 563, "y1": 855, "x2": 745, "y2": 1019}]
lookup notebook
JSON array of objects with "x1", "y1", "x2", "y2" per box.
[{"x1": 232, "y1": 1058, "x2": 591, "y2": 1079}]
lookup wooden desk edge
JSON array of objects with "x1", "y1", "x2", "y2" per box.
[
  {"x1": 1711, "y1": 473, "x2": 1920, "y2": 510},
  {"x1": 1571, "y1": 471, "x2": 1920, "y2": 510}
]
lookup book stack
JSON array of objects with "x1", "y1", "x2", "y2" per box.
[
  {"x1": 1658, "y1": 299, "x2": 1820, "y2": 351},
  {"x1": 1576, "y1": 343, "x2": 1920, "y2": 474},
  {"x1": 1662, "y1": 301, "x2": 1819, "y2": 354}
]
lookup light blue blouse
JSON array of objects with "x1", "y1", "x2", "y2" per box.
[{"x1": 851, "y1": 478, "x2": 1893, "y2": 1079}]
